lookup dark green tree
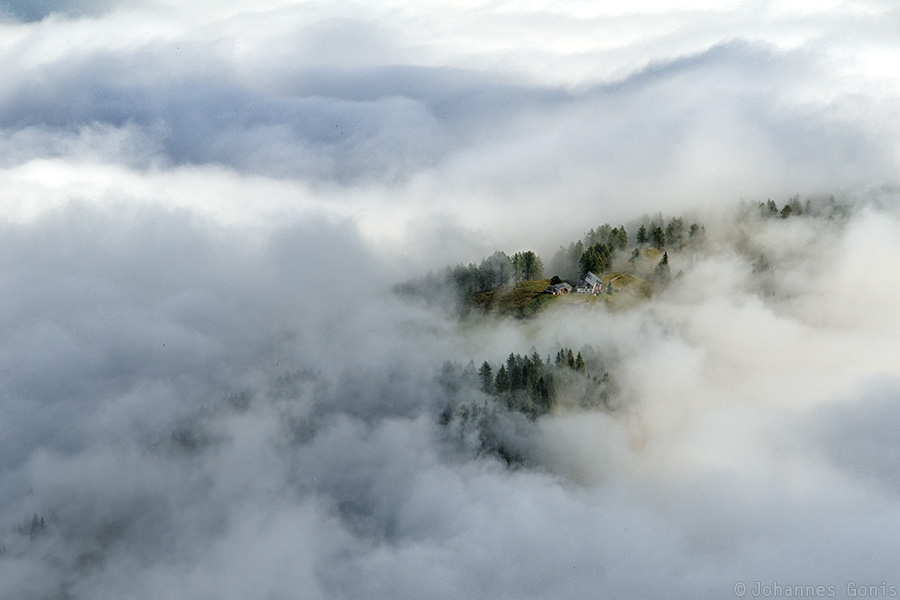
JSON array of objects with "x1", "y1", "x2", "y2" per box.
[
  {"x1": 651, "y1": 226, "x2": 666, "y2": 249},
  {"x1": 555, "y1": 348, "x2": 566, "y2": 366},
  {"x1": 533, "y1": 376, "x2": 551, "y2": 414},
  {"x1": 636, "y1": 224, "x2": 648, "y2": 244},
  {"x1": 521, "y1": 355, "x2": 535, "y2": 390},
  {"x1": 507, "y1": 353, "x2": 525, "y2": 390},
  {"x1": 655, "y1": 251, "x2": 671, "y2": 282},
  {"x1": 494, "y1": 365, "x2": 509, "y2": 393},
  {"x1": 579, "y1": 243, "x2": 611, "y2": 275},
  {"x1": 479, "y1": 361, "x2": 493, "y2": 393}
]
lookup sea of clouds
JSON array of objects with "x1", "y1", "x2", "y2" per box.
[{"x1": 1, "y1": 1, "x2": 899, "y2": 598}]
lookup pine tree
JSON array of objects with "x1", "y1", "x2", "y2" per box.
[
  {"x1": 651, "y1": 226, "x2": 666, "y2": 249},
  {"x1": 479, "y1": 361, "x2": 493, "y2": 393},
  {"x1": 522, "y1": 355, "x2": 534, "y2": 389},
  {"x1": 665, "y1": 218, "x2": 684, "y2": 249},
  {"x1": 494, "y1": 365, "x2": 509, "y2": 393},
  {"x1": 579, "y1": 243, "x2": 611, "y2": 275},
  {"x1": 655, "y1": 252, "x2": 671, "y2": 282},
  {"x1": 636, "y1": 224, "x2": 648, "y2": 244},
  {"x1": 506, "y1": 353, "x2": 519, "y2": 389},
  {"x1": 534, "y1": 376, "x2": 551, "y2": 414},
  {"x1": 512, "y1": 251, "x2": 544, "y2": 281}
]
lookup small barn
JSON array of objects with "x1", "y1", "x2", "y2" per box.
[
  {"x1": 575, "y1": 272, "x2": 602, "y2": 295},
  {"x1": 544, "y1": 282, "x2": 573, "y2": 296}
]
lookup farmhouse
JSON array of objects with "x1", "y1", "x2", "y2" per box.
[
  {"x1": 575, "y1": 272, "x2": 602, "y2": 295},
  {"x1": 544, "y1": 282, "x2": 573, "y2": 296}
]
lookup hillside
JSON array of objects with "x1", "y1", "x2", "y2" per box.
[
  {"x1": 470, "y1": 279, "x2": 555, "y2": 318},
  {"x1": 398, "y1": 213, "x2": 706, "y2": 317},
  {"x1": 467, "y1": 272, "x2": 654, "y2": 318}
]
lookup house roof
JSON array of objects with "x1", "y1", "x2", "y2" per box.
[{"x1": 579, "y1": 272, "x2": 602, "y2": 286}]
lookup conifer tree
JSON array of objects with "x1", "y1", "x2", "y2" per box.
[
  {"x1": 636, "y1": 224, "x2": 648, "y2": 244},
  {"x1": 579, "y1": 243, "x2": 611, "y2": 275},
  {"x1": 534, "y1": 376, "x2": 551, "y2": 414},
  {"x1": 665, "y1": 218, "x2": 684, "y2": 249},
  {"x1": 494, "y1": 365, "x2": 509, "y2": 393},
  {"x1": 479, "y1": 361, "x2": 493, "y2": 393},
  {"x1": 512, "y1": 251, "x2": 544, "y2": 281},
  {"x1": 651, "y1": 226, "x2": 666, "y2": 249},
  {"x1": 655, "y1": 251, "x2": 671, "y2": 282}
]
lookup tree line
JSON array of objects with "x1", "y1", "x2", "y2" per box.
[
  {"x1": 418, "y1": 250, "x2": 546, "y2": 298},
  {"x1": 752, "y1": 194, "x2": 854, "y2": 221},
  {"x1": 549, "y1": 216, "x2": 705, "y2": 282},
  {"x1": 397, "y1": 210, "x2": 713, "y2": 303}
]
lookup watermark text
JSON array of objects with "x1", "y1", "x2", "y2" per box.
[{"x1": 732, "y1": 580, "x2": 897, "y2": 598}]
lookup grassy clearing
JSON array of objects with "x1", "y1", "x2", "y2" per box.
[
  {"x1": 551, "y1": 273, "x2": 654, "y2": 310},
  {"x1": 468, "y1": 272, "x2": 654, "y2": 318},
  {"x1": 471, "y1": 279, "x2": 555, "y2": 318},
  {"x1": 601, "y1": 272, "x2": 655, "y2": 309}
]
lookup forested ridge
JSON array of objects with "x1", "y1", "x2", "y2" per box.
[
  {"x1": 398, "y1": 194, "x2": 850, "y2": 317},
  {"x1": 413, "y1": 194, "x2": 855, "y2": 463}
]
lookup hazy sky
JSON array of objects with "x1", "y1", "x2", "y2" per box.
[
  {"x1": 1, "y1": 2, "x2": 899, "y2": 599},
  {"x1": 2, "y1": 0, "x2": 898, "y2": 259}
]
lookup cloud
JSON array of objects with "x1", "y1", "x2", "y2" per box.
[
  {"x1": 807, "y1": 377, "x2": 900, "y2": 495},
  {"x1": 5, "y1": 197, "x2": 900, "y2": 600},
  {"x1": 0, "y1": 2, "x2": 897, "y2": 256},
  {"x1": 0, "y1": 0, "x2": 119, "y2": 22}
]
